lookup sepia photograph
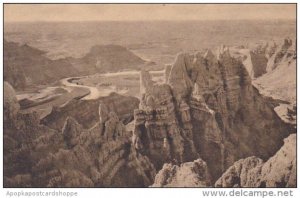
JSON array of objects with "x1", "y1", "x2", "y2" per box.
[{"x1": 2, "y1": 2, "x2": 297, "y2": 191}]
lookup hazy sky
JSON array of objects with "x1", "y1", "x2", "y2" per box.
[{"x1": 4, "y1": 4, "x2": 296, "y2": 22}]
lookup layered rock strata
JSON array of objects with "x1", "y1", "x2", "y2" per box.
[{"x1": 132, "y1": 46, "x2": 293, "y2": 181}]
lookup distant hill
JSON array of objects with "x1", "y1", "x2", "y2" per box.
[
  {"x1": 70, "y1": 44, "x2": 146, "y2": 74},
  {"x1": 4, "y1": 40, "x2": 78, "y2": 90},
  {"x1": 4, "y1": 41, "x2": 147, "y2": 90}
]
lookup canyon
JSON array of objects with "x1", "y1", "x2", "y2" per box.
[{"x1": 3, "y1": 38, "x2": 296, "y2": 187}]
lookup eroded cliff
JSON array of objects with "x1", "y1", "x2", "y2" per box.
[{"x1": 132, "y1": 46, "x2": 293, "y2": 181}]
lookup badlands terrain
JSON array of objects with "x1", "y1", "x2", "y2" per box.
[{"x1": 3, "y1": 20, "x2": 296, "y2": 187}]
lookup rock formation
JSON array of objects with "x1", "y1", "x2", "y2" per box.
[
  {"x1": 151, "y1": 158, "x2": 211, "y2": 187},
  {"x1": 266, "y1": 38, "x2": 294, "y2": 72},
  {"x1": 233, "y1": 38, "x2": 295, "y2": 82},
  {"x1": 132, "y1": 46, "x2": 293, "y2": 182},
  {"x1": 4, "y1": 82, "x2": 156, "y2": 187},
  {"x1": 253, "y1": 38, "x2": 296, "y2": 104},
  {"x1": 133, "y1": 80, "x2": 192, "y2": 169},
  {"x1": 32, "y1": 115, "x2": 156, "y2": 187},
  {"x1": 4, "y1": 81, "x2": 60, "y2": 187},
  {"x1": 4, "y1": 42, "x2": 295, "y2": 187},
  {"x1": 249, "y1": 38, "x2": 296, "y2": 128},
  {"x1": 215, "y1": 134, "x2": 296, "y2": 187}
]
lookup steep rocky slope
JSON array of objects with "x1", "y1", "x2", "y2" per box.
[
  {"x1": 215, "y1": 134, "x2": 296, "y2": 187},
  {"x1": 234, "y1": 38, "x2": 295, "y2": 82},
  {"x1": 253, "y1": 39, "x2": 296, "y2": 104},
  {"x1": 232, "y1": 38, "x2": 296, "y2": 105},
  {"x1": 153, "y1": 133, "x2": 296, "y2": 188},
  {"x1": 132, "y1": 46, "x2": 293, "y2": 181},
  {"x1": 4, "y1": 82, "x2": 156, "y2": 187},
  {"x1": 251, "y1": 38, "x2": 296, "y2": 127}
]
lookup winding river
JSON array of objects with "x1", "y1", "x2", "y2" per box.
[
  {"x1": 61, "y1": 70, "x2": 165, "y2": 100},
  {"x1": 60, "y1": 77, "x2": 103, "y2": 100}
]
